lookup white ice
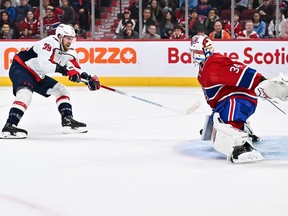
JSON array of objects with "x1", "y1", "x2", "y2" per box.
[{"x1": 0, "y1": 86, "x2": 288, "y2": 216}]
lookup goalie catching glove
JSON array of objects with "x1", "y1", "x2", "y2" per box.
[
  {"x1": 80, "y1": 72, "x2": 101, "y2": 91},
  {"x1": 56, "y1": 64, "x2": 81, "y2": 82},
  {"x1": 255, "y1": 73, "x2": 288, "y2": 101}
]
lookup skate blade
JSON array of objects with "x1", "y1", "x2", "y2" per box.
[
  {"x1": 0, "y1": 131, "x2": 27, "y2": 139},
  {"x1": 62, "y1": 126, "x2": 88, "y2": 134}
]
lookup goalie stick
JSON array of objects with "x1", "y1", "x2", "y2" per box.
[
  {"x1": 266, "y1": 98, "x2": 286, "y2": 115},
  {"x1": 81, "y1": 78, "x2": 201, "y2": 115}
]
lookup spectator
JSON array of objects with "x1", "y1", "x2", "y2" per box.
[
  {"x1": 135, "y1": 7, "x2": 155, "y2": 37},
  {"x1": 179, "y1": 0, "x2": 197, "y2": 10},
  {"x1": 34, "y1": 0, "x2": 51, "y2": 19},
  {"x1": 0, "y1": 11, "x2": 20, "y2": 38},
  {"x1": 251, "y1": 0, "x2": 262, "y2": 9},
  {"x1": 224, "y1": 12, "x2": 243, "y2": 37},
  {"x1": 196, "y1": 0, "x2": 212, "y2": 23},
  {"x1": 188, "y1": 8, "x2": 205, "y2": 37},
  {"x1": 149, "y1": 0, "x2": 164, "y2": 34},
  {"x1": 18, "y1": 10, "x2": 40, "y2": 38},
  {"x1": 28, "y1": 0, "x2": 39, "y2": 7},
  {"x1": 0, "y1": 22, "x2": 17, "y2": 38},
  {"x1": 51, "y1": 0, "x2": 61, "y2": 7},
  {"x1": 115, "y1": 20, "x2": 139, "y2": 39},
  {"x1": 252, "y1": 11, "x2": 266, "y2": 37},
  {"x1": 257, "y1": 0, "x2": 275, "y2": 23},
  {"x1": 222, "y1": 0, "x2": 232, "y2": 10},
  {"x1": 69, "y1": 0, "x2": 90, "y2": 31},
  {"x1": 128, "y1": 0, "x2": 139, "y2": 20},
  {"x1": 43, "y1": 6, "x2": 63, "y2": 36},
  {"x1": 159, "y1": 0, "x2": 176, "y2": 12},
  {"x1": 268, "y1": 10, "x2": 286, "y2": 38},
  {"x1": 209, "y1": 20, "x2": 231, "y2": 39},
  {"x1": 280, "y1": 0, "x2": 288, "y2": 18},
  {"x1": 59, "y1": 0, "x2": 75, "y2": 25},
  {"x1": 210, "y1": 0, "x2": 226, "y2": 13},
  {"x1": 235, "y1": 0, "x2": 249, "y2": 14},
  {"x1": 9, "y1": 0, "x2": 19, "y2": 7},
  {"x1": 142, "y1": 23, "x2": 161, "y2": 39},
  {"x1": 115, "y1": 9, "x2": 135, "y2": 35},
  {"x1": 73, "y1": 23, "x2": 87, "y2": 38},
  {"x1": 170, "y1": 25, "x2": 185, "y2": 39},
  {"x1": 237, "y1": 20, "x2": 259, "y2": 39},
  {"x1": 141, "y1": 0, "x2": 150, "y2": 8},
  {"x1": 281, "y1": 15, "x2": 288, "y2": 38},
  {"x1": 203, "y1": 8, "x2": 220, "y2": 35},
  {"x1": 177, "y1": 2, "x2": 186, "y2": 26},
  {"x1": 15, "y1": 0, "x2": 33, "y2": 23},
  {"x1": 2, "y1": 0, "x2": 17, "y2": 22},
  {"x1": 159, "y1": 10, "x2": 178, "y2": 38}
]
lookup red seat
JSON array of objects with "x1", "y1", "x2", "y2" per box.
[
  {"x1": 240, "y1": 9, "x2": 257, "y2": 21},
  {"x1": 220, "y1": 9, "x2": 232, "y2": 22}
]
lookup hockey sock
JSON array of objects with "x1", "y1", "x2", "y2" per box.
[
  {"x1": 6, "y1": 108, "x2": 24, "y2": 126},
  {"x1": 58, "y1": 102, "x2": 73, "y2": 117},
  {"x1": 6, "y1": 87, "x2": 32, "y2": 125}
]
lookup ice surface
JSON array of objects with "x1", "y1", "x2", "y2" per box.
[{"x1": 0, "y1": 86, "x2": 288, "y2": 216}]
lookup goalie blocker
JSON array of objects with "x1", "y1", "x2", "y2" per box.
[{"x1": 212, "y1": 113, "x2": 264, "y2": 163}]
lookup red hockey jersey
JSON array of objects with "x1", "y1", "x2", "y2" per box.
[{"x1": 198, "y1": 53, "x2": 263, "y2": 108}]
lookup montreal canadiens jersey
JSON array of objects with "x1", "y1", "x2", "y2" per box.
[
  {"x1": 15, "y1": 35, "x2": 80, "y2": 81},
  {"x1": 198, "y1": 53, "x2": 264, "y2": 108}
]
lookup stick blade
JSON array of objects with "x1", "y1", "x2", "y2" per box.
[{"x1": 186, "y1": 100, "x2": 202, "y2": 115}]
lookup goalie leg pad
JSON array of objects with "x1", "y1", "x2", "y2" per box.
[
  {"x1": 212, "y1": 113, "x2": 249, "y2": 156},
  {"x1": 201, "y1": 115, "x2": 213, "y2": 140},
  {"x1": 212, "y1": 113, "x2": 264, "y2": 163}
]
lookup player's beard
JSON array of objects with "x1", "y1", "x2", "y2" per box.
[{"x1": 63, "y1": 43, "x2": 70, "y2": 52}]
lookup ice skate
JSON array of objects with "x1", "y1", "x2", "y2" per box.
[
  {"x1": 0, "y1": 123, "x2": 28, "y2": 139},
  {"x1": 61, "y1": 116, "x2": 88, "y2": 134},
  {"x1": 230, "y1": 141, "x2": 264, "y2": 163}
]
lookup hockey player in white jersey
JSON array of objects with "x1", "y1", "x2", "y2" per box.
[{"x1": 1, "y1": 24, "x2": 100, "y2": 139}]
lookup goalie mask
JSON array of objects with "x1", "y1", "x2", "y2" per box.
[{"x1": 189, "y1": 35, "x2": 214, "y2": 64}]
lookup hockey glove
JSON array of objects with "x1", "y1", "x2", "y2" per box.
[
  {"x1": 55, "y1": 64, "x2": 67, "y2": 75},
  {"x1": 67, "y1": 69, "x2": 81, "y2": 82},
  {"x1": 56, "y1": 64, "x2": 81, "y2": 83},
  {"x1": 81, "y1": 72, "x2": 101, "y2": 91}
]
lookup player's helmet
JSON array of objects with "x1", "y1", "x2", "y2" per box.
[
  {"x1": 189, "y1": 35, "x2": 214, "y2": 64},
  {"x1": 55, "y1": 24, "x2": 76, "y2": 38}
]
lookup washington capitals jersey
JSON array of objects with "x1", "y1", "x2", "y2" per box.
[
  {"x1": 198, "y1": 53, "x2": 263, "y2": 108},
  {"x1": 15, "y1": 35, "x2": 80, "y2": 81}
]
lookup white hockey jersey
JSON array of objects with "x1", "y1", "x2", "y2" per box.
[{"x1": 14, "y1": 35, "x2": 81, "y2": 81}]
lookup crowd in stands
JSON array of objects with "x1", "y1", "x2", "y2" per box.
[
  {"x1": 1, "y1": 0, "x2": 288, "y2": 39},
  {"x1": 114, "y1": 0, "x2": 288, "y2": 39},
  {"x1": 0, "y1": 0, "x2": 106, "y2": 39}
]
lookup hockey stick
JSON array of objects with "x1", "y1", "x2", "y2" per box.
[
  {"x1": 266, "y1": 98, "x2": 286, "y2": 115},
  {"x1": 81, "y1": 78, "x2": 201, "y2": 115}
]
